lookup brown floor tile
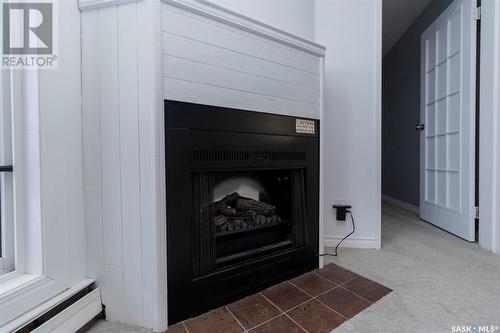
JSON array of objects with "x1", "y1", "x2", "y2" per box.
[
  {"x1": 166, "y1": 323, "x2": 187, "y2": 333},
  {"x1": 316, "y1": 263, "x2": 359, "y2": 285},
  {"x1": 261, "y1": 282, "x2": 311, "y2": 311},
  {"x1": 317, "y1": 287, "x2": 371, "y2": 319},
  {"x1": 287, "y1": 299, "x2": 345, "y2": 333},
  {"x1": 184, "y1": 307, "x2": 243, "y2": 333},
  {"x1": 290, "y1": 272, "x2": 336, "y2": 297},
  {"x1": 227, "y1": 293, "x2": 281, "y2": 330},
  {"x1": 342, "y1": 276, "x2": 392, "y2": 302},
  {"x1": 249, "y1": 315, "x2": 305, "y2": 333}
]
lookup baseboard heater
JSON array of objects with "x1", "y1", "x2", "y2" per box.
[{"x1": 11, "y1": 282, "x2": 102, "y2": 333}]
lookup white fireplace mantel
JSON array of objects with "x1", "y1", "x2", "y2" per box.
[{"x1": 79, "y1": 0, "x2": 325, "y2": 331}]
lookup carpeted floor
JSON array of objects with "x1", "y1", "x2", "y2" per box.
[{"x1": 82, "y1": 202, "x2": 500, "y2": 333}]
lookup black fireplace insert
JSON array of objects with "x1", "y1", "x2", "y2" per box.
[{"x1": 165, "y1": 100, "x2": 319, "y2": 323}]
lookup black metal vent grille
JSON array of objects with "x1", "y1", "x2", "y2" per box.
[{"x1": 193, "y1": 149, "x2": 307, "y2": 161}]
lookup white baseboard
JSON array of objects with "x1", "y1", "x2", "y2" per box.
[
  {"x1": 32, "y1": 287, "x2": 102, "y2": 333},
  {"x1": 323, "y1": 236, "x2": 378, "y2": 249},
  {"x1": 381, "y1": 194, "x2": 419, "y2": 214}
]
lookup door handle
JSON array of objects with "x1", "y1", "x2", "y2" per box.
[
  {"x1": 0, "y1": 165, "x2": 13, "y2": 172},
  {"x1": 416, "y1": 124, "x2": 425, "y2": 131}
]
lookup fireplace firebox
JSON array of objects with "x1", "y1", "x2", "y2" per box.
[{"x1": 166, "y1": 101, "x2": 319, "y2": 323}]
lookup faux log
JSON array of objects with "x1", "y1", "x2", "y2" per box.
[
  {"x1": 213, "y1": 192, "x2": 276, "y2": 216},
  {"x1": 213, "y1": 192, "x2": 240, "y2": 213},
  {"x1": 215, "y1": 213, "x2": 284, "y2": 233},
  {"x1": 214, "y1": 215, "x2": 229, "y2": 226},
  {"x1": 235, "y1": 197, "x2": 275, "y2": 216}
]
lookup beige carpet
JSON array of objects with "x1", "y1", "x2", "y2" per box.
[{"x1": 83, "y1": 202, "x2": 500, "y2": 333}]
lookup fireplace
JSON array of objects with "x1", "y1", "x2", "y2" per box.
[{"x1": 166, "y1": 101, "x2": 319, "y2": 323}]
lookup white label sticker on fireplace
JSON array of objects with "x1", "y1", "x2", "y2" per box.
[{"x1": 295, "y1": 119, "x2": 315, "y2": 134}]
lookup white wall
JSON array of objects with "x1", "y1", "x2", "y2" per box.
[
  {"x1": 38, "y1": 0, "x2": 87, "y2": 286},
  {"x1": 316, "y1": 0, "x2": 382, "y2": 249},
  {"x1": 208, "y1": 0, "x2": 315, "y2": 40}
]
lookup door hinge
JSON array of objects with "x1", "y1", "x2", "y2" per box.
[
  {"x1": 474, "y1": 6, "x2": 481, "y2": 21},
  {"x1": 474, "y1": 206, "x2": 480, "y2": 219}
]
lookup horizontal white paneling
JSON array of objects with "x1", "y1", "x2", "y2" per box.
[
  {"x1": 163, "y1": 0, "x2": 323, "y2": 55},
  {"x1": 163, "y1": 55, "x2": 319, "y2": 104},
  {"x1": 164, "y1": 77, "x2": 320, "y2": 118},
  {"x1": 162, "y1": 5, "x2": 320, "y2": 73},
  {"x1": 161, "y1": 5, "x2": 319, "y2": 73},
  {"x1": 161, "y1": 3, "x2": 322, "y2": 118},
  {"x1": 162, "y1": 33, "x2": 320, "y2": 90}
]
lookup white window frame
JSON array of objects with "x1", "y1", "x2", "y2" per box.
[
  {"x1": 0, "y1": 6, "x2": 66, "y2": 330},
  {"x1": 0, "y1": 67, "x2": 15, "y2": 276},
  {"x1": 0, "y1": 69, "x2": 67, "y2": 330},
  {"x1": 0, "y1": 70, "x2": 68, "y2": 332}
]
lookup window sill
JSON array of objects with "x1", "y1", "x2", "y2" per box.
[
  {"x1": 2, "y1": 279, "x2": 96, "y2": 332},
  {"x1": 0, "y1": 273, "x2": 67, "y2": 327}
]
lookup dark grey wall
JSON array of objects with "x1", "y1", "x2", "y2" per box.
[{"x1": 382, "y1": 0, "x2": 454, "y2": 206}]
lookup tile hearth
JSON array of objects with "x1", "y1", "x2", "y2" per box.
[{"x1": 167, "y1": 263, "x2": 391, "y2": 333}]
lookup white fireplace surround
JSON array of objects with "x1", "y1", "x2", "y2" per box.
[{"x1": 79, "y1": 0, "x2": 325, "y2": 330}]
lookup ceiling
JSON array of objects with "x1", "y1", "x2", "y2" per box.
[{"x1": 382, "y1": 0, "x2": 434, "y2": 55}]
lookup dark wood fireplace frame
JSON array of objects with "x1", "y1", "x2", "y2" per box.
[{"x1": 165, "y1": 100, "x2": 319, "y2": 324}]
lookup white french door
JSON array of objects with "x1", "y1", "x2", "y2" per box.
[{"x1": 420, "y1": 0, "x2": 476, "y2": 241}]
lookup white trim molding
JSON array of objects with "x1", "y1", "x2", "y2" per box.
[
  {"x1": 479, "y1": 0, "x2": 500, "y2": 254},
  {"x1": 161, "y1": 0, "x2": 326, "y2": 57},
  {"x1": 324, "y1": 236, "x2": 378, "y2": 250},
  {"x1": 373, "y1": 0, "x2": 383, "y2": 251},
  {"x1": 382, "y1": 194, "x2": 420, "y2": 215},
  {"x1": 318, "y1": 58, "x2": 326, "y2": 268}
]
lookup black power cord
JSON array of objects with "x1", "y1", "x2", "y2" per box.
[{"x1": 310, "y1": 210, "x2": 356, "y2": 257}]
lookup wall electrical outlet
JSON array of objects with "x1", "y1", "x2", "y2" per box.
[{"x1": 332, "y1": 201, "x2": 351, "y2": 221}]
